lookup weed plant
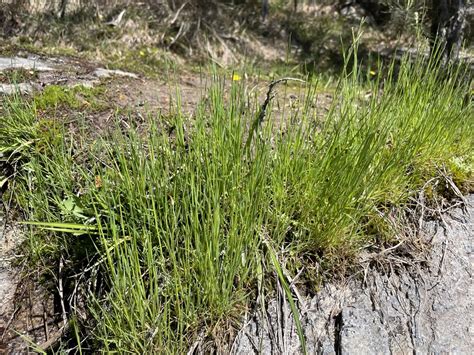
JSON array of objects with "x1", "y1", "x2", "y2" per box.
[{"x1": 1, "y1": 50, "x2": 472, "y2": 352}]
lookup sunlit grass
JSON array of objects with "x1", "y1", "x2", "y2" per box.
[{"x1": 1, "y1": 50, "x2": 472, "y2": 352}]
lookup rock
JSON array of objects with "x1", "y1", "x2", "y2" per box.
[
  {"x1": 93, "y1": 68, "x2": 138, "y2": 79},
  {"x1": 0, "y1": 56, "x2": 54, "y2": 71},
  {"x1": 232, "y1": 195, "x2": 474, "y2": 354},
  {"x1": 70, "y1": 80, "x2": 99, "y2": 89},
  {"x1": 0, "y1": 57, "x2": 139, "y2": 96},
  {"x1": 0, "y1": 209, "x2": 23, "y2": 350},
  {"x1": 0, "y1": 83, "x2": 36, "y2": 95}
]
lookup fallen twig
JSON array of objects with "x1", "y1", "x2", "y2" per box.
[
  {"x1": 169, "y1": 1, "x2": 189, "y2": 26},
  {"x1": 168, "y1": 22, "x2": 186, "y2": 49},
  {"x1": 38, "y1": 323, "x2": 69, "y2": 351},
  {"x1": 58, "y1": 257, "x2": 67, "y2": 328},
  {"x1": 438, "y1": 166, "x2": 467, "y2": 209},
  {"x1": 0, "y1": 306, "x2": 21, "y2": 342},
  {"x1": 105, "y1": 9, "x2": 126, "y2": 27},
  {"x1": 186, "y1": 328, "x2": 206, "y2": 355}
]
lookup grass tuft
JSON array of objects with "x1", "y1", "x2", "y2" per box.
[{"x1": 2, "y1": 49, "x2": 473, "y2": 352}]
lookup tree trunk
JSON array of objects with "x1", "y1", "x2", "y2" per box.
[{"x1": 430, "y1": 0, "x2": 467, "y2": 62}]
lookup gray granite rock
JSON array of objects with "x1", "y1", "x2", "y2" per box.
[
  {"x1": 93, "y1": 68, "x2": 138, "y2": 79},
  {"x1": 0, "y1": 57, "x2": 54, "y2": 71},
  {"x1": 232, "y1": 195, "x2": 473, "y2": 354},
  {"x1": 0, "y1": 83, "x2": 36, "y2": 95}
]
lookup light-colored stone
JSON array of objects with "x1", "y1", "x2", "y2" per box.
[
  {"x1": 0, "y1": 212, "x2": 23, "y2": 330},
  {"x1": 232, "y1": 195, "x2": 474, "y2": 354},
  {"x1": 0, "y1": 57, "x2": 54, "y2": 71},
  {"x1": 93, "y1": 68, "x2": 138, "y2": 79},
  {"x1": 0, "y1": 83, "x2": 36, "y2": 95}
]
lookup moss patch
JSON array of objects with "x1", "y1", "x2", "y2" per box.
[
  {"x1": 105, "y1": 46, "x2": 176, "y2": 77},
  {"x1": 449, "y1": 154, "x2": 474, "y2": 193},
  {"x1": 34, "y1": 84, "x2": 107, "y2": 111}
]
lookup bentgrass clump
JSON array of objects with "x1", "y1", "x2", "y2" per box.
[{"x1": 3, "y1": 50, "x2": 473, "y2": 352}]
